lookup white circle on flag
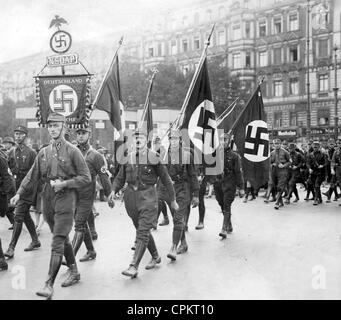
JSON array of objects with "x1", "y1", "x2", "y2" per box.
[
  {"x1": 188, "y1": 99, "x2": 219, "y2": 155},
  {"x1": 244, "y1": 120, "x2": 269, "y2": 162},
  {"x1": 49, "y1": 84, "x2": 78, "y2": 116}
]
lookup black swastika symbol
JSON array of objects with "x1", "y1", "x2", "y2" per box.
[
  {"x1": 244, "y1": 125, "x2": 269, "y2": 157},
  {"x1": 193, "y1": 106, "x2": 216, "y2": 148}
]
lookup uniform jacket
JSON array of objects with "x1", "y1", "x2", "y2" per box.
[
  {"x1": 331, "y1": 149, "x2": 341, "y2": 169},
  {"x1": 164, "y1": 146, "x2": 199, "y2": 198},
  {"x1": 307, "y1": 150, "x2": 327, "y2": 174},
  {"x1": 17, "y1": 138, "x2": 91, "y2": 201},
  {"x1": 112, "y1": 148, "x2": 176, "y2": 201},
  {"x1": 0, "y1": 151, "x2": 15, "y2": 196},
  {"x1": 270, "y1": 148, "x2": 291, "y2": 167},
  {"x1": 78, "y1": 143, "x2": 112, "y2": 198},
  {"x1": 221, "y1": 148, "x2": 244, "y2": 189},
  {"x1": 289, "y1": 150, "x2": 304, "y2": 170},
  {"x1": 8, "y1": 143, "x2": 36, "y2": 184}
]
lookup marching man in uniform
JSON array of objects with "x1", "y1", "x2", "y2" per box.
[
  {"x1": 71, "y1": 126, "x2": 112, "y2": 262},
  {"x1": 218, "y1": 132, "x2": 244, "y2": 239},
  {"x1": 158, "y1": 129, "x2": 199, "y2": 261},
  {"x1": 269, "y1": 138, "x2": 291, "y2": 210},
  {"x1": 108, "y1": 129, "x2": 178, "y2": 278},
  {"x1": 10, "y1": 113, "x2": 91, "y2": 299},
  {"x1": 4, "y1": 125, "x2": 40, "y2": 259}
]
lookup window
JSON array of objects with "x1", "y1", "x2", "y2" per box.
[
  {"x1": 193, "y1": 36, "x2": 200, "y2": 50},
  {"x1": 182, "y1": 39, "x2": 188, "y2": 52},
  {"x1": 273, "y1": 48, "x2": 282, "y2": 64},
  {"x1": 170, "y1": 40, "x2": 177, "y2": 55},
  {"x1": 245, "y1": 52, "x2": 251, "y2": 68},
  {"x1": 273, "y1": 16, "x2": 282, "y2": 34},
  {"x1": 259, "y1": 51, "x2": 268, "y2": 66},
  {"x1": 290, "y1": 112, "x2": 297, "y2": 126},
  {"x1": 289, "y1": 46, "x2": 298, "y2": 62},
  {"x1": 148, "y1": 47, "x2": 154, "y2": 57},
  {"x1": 245, "y1": 21, "x2": 251, "y2": 38},
  {"x1": 232, "y1": 53, "x2": 242, "y2": 69},
  {"x1": 289, "y1": 78, "x2": 299, "y2": 95},
  {"x1": 289, "y1": 12, "x2": 298, "y2": 31},
  {"x1": 318, "y1": 74, "x2": 329, "y2": 91},
  {"x1": 232, "y1": 23, "x2": 241, "y2": 40},
  {"x1": 274, "y1": 80, "x2": 283, "y2": 96},
  {"x1": 317, "y1": 109, "x2": 330, "y2": 126},
  {"x1": 318, "y1": 39, "x2": 328, "y2": 57},
  {"x1": 274, "y1": 112, "x2": 283, "y2": 128},
  {"x1": 158, "y1": 43, "x2": 162, "y2": 56},
  {"x1": 259, "y1": 19, "x2": 267, "y2": 37},
  {"x1": 217, "y1": 31, "x2": 226, "y2": 45},
  {"x1": 182, "y1": 16, "x2": 189, "y2": 27}
]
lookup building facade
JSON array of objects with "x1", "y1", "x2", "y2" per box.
[{"x1": 0, "y1": 0, "x2": 340, "y2": 146}]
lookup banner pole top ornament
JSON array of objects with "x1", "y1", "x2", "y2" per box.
[{"x1": 49, "y1": 15, "x2": 72, "y2": 54}]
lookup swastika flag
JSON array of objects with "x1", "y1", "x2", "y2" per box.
[
  {"x1": 232, "y1": 85, "x2": 269, "y2": 189},
  {"x1": 35, "y1": 74, "x2": 92, "y2": 128},
  {"x1": 180, "y1": 58, "x2": 221, "y2": 175}
]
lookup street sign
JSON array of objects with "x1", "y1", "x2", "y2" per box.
[
  {"x1": 47, "y1": 53, "x2": 79, "y2": 67},
  {"x1": 50, "y1": 30, "x2": 72, "y2": 54}
]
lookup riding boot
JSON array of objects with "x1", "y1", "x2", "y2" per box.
[
  {"x1": 219, "y1": 211, "x2": 230, "y2": 239},
  {"x1": 250, "y1": 187, "x2": 256, "y2": 200},
  {"x1": 71, "y1": 231, "x2": 84, "y2": 258},
  {"x1": 167, "y1": 229, "x2": 182, "y2": 261},
  {"x1": 4, "y1": 221, "x2": 23, "y2": 259},
  {"x1": 0, "y1": 239, "x2": 8, "y2": 271},
  {"x1": 122, "y1": 240, "x2": 147, "y2": 278},
  {"x1": 177, "y1": 231, "x2": 188, "y2": 254},
  {"x1": 79, "y1": 225, "x2": 96, "y2": 262},
  {"x1": 243, "y1": 188, "x2": 249, "y2": 203},
  {"x1": 24, "y1": 215, "x2": 41, "y2": 251},
  {"x1": 62, "y1": 240, "x2": 80, "y2": 287},
  {"x1": 145, "y1": 234, "x2": 161, "y2": 270},
  {"x1": 36, "y1": 253, "x2": 62, "y2": 299},
  {"x1": 87, "y1": 214, "x2": 98, "y2": 240}
]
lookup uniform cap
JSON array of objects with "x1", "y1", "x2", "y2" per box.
[
  {"x1": 47, "y1": 112, "x2": 65, "y2": 123},
  {"x1": 3, "y1": 136, "x2": 15, "y2": 145},
  {"x1": 313, "y1": 140, "x2": 320, "y2": 145},
  {"x1": 14, "y1": 125, "x2": 28, "y2": 134},
  {"x1": 76, "y1": 126, "x2": 91, "y2": 133}
]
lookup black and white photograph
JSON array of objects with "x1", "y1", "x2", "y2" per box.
[{"x1": 0, "y1": 0, "x2": 340, "y2": 306}]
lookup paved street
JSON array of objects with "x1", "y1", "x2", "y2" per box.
[{"x1": 1, "y1": 186, "x2": 341, "y2": 300}]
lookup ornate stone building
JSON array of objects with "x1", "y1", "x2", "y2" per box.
[{"x1": 0, "y1": 0, "x2": 340, "y2": 144}]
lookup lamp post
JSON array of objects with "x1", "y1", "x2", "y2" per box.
[{"x1": 334, "y1": 45, "x2": 339, "y2": 141}]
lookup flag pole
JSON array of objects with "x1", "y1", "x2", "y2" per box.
[
  {"x1": 216, "y1": 97, "x2": 239, "y2": 123},
  {"x1": 92, "y1": 36, "x2": 124, "y2": 109},
  {"x1": 138, "y1": 68, "x2": 158, "y2": 129},
  {"x1": 227, "y1": 77, "x2": 265, "y2": 135},
  {"x1": 217, "y1": 98, "x2": 239, "y2": 127},
  {"x1": 175, "y1": 24, "x2": 215, "y2": 129}
]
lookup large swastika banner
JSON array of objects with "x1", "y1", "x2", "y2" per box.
[
  {"x1": 232, "y1": 86, "x2": 269, "y2": 189},
  {"x1": 35, "y1": 74, "x2": 92, "y2": 128}
]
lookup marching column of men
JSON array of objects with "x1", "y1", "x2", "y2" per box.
[{"x1": 3, "y1": 113, "x2": 341, "y2": 299}]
